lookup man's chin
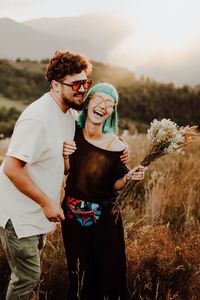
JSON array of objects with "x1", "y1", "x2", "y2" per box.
[
  {"x1": 63, "y1": 96, "x2": 84, "y2": 110},
  {"x1": 70, "y1": 102, "x2": 84, "y2": 110}
]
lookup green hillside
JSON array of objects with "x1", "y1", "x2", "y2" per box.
[{"x1": 0, "y1": 58, "x2": 200, "y2": 137}]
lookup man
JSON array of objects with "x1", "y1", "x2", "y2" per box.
[
  {"x1": 0, "y1": 50, "x2": 93, "y2": 300},
  {"x1": 0, "y1": 50, "x2": 128, "y2": 300}
]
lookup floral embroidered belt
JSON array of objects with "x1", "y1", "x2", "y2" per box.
[{"x1": 65, "y1": 196, "x2": 102, "y2": 227}]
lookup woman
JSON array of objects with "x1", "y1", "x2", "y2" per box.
[{"x1": 61, "y1": 83, "x2": 146, "y2": 300}]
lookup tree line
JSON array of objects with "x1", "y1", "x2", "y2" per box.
[{"x1": 0, "y1": 59, "x2": 200, "y2": 137}]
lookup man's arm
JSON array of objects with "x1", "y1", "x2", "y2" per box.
[{"x1": 3, "y1": 156, "x2": 64, "y2": 222}]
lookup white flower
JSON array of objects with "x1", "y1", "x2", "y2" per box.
[
  {"x1": 171, "y1": 133, "x2": 184, "y2": 144},
  {"x1": 165, "y1": 142, "x2": 179, "y2": 153},
  {"x1": 147, "y1": 118, "x2": 185, "y2": 152}
]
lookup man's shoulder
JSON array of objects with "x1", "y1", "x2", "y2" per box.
[
  {"x1": 26, "y1": 93, "x2": 51, "y2": 110},
  {"x1": 19, "y1": 93, "x2": 51, "y2": 120}
]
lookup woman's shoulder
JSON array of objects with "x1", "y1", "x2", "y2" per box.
[{"x1": 106, "y1": 133, "x2": 126, "y2": 152}]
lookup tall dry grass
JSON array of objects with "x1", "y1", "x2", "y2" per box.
[
  {"x1": 122, "y1": 134, "x2": 200, "y2": 300},
  {"x1": 0, "y1": 134, "x2": 200, "y2": 299}
]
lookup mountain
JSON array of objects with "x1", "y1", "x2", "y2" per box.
[
  {"x1": 24, "y1": 15, "x2": 200, "y2": 86},
  {"x1": 1, "y1": 16, "x2": 200, "y2": 85},
  {"x1": 23, "y1": 14, "x2": 133, "y2": 55},
  {"x1": 0, "y1": 18, "x2": 102, "y2": 60},
  {"x1": 0, "y1": 15, "x2": 132, "y2": 62}
]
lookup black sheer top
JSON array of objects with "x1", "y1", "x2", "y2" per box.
[{"x1": 65, "y1": 125, "x2": 128, "y2": 204}]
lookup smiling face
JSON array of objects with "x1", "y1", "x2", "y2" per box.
[
  {"x1": 59, "y1": 70, "x2": 88, "y2": 110},
  {"x1": 51, "y1": 70, "x2": 89, "y2": 111},
  {"x1": 86, "y1": 92, "x2": 116, "y2": 126}
]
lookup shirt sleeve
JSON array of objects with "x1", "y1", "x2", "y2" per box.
[
  {"x1": 6, "y1": 118, "x2": 46, "y2": 164},
  {"x1": 112, "y1": 155, "x2": 129, "y2": 182}
]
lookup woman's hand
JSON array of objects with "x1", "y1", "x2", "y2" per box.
[
  {"x1": 113, "y1": 165, "x2": 147, "y2": 191},
  {"x1": 63, "y1": 141, "x2": 77, "y2": 159},
  {"x1": 124, "y1": 165, "x2": 147, "y2": 183}
]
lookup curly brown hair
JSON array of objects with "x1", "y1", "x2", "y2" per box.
[{"x1": 45, "y1": 50, "x2": 92, "y2": 83}]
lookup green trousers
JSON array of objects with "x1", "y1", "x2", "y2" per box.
[{"x1": 0, "y1": 220, "x2": 45, "y2": 300}]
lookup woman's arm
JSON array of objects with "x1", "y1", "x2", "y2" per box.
[
  {"x1": 113, "y1": 165, "x2": 147, "y2": 191},
  {"x1": 63, "y1": 141, "x2": 77, "y2": 174}
]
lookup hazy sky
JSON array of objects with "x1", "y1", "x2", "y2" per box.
[
  {"x1": 1, "y1": 0, "x2": 199, "y2": 54},
  {"x1": 0, "y1": 0, "x2": 140, "y2": 21},
  {"x1": 1, "y1": 0, "x2": 200, "y2": 84}
]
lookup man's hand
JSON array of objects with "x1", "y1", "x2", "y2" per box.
[
  {"x1": 119, "y1": 137, "x2": 129, "y2": 165},
  {"x1": 120, "y1": 148, "x2": 129, "y2": 164},
  {"x1": 63, "y1": 141, "x2": 77, "y2": 159},
  {"x1": 42, "y1": 201, "x2": 65, "y2": 222}
]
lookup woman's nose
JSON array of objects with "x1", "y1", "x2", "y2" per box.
[{"x1": 98, "y1": 100, "x2": 106, "y2": 108}]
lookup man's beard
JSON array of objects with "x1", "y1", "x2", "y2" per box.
[{"x1": 62, "y1": 92, "x2": 85, "y2": 110}]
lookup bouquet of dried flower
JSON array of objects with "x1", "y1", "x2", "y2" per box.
[{"x1": 113, "y1": 118, "x2": 199, "y2": 213}]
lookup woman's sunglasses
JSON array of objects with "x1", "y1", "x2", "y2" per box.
[
  {"x1": 59, "y1": 79, "x2": 92, "y2": 91},
  {"x1": 90, "y1": 95, "x2": 116, "y2": 108}
]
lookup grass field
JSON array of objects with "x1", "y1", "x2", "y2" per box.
[
  {"x1": 0, "y1": 96, "x2": 26, "y2": 111},
  {"x1": 0, "y1": 134, "x2": 200, "y2": 299}
]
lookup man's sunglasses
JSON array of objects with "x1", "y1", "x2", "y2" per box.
[{"x1": 59, "y1": 79, "x2": 92, "y2": 91}]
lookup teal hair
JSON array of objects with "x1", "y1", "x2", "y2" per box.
[{"x1": 77, "y1": 83, "x2": 119, "y2": 134}]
